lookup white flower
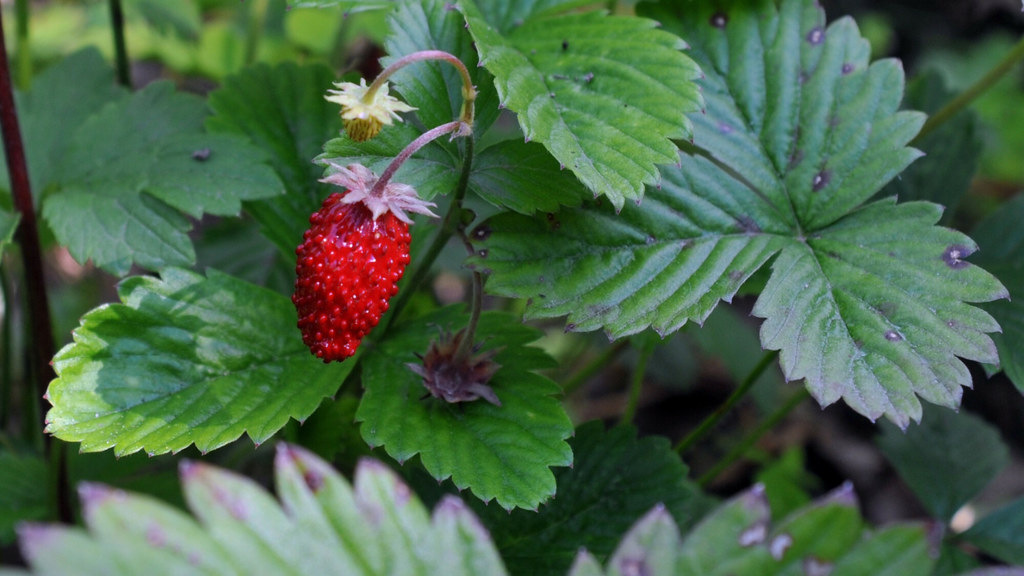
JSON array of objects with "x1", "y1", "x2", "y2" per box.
[{"x1": 325, "y1": 79, "x2": 416, "y2": 142}]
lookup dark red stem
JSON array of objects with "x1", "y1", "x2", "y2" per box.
[{"x1": 0, "y1": 9, "x2": 56, "y2": 402}]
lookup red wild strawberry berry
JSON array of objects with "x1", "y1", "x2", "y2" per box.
[{"x1": 293, "y1": 163, "x2": 436, "y2": 362}]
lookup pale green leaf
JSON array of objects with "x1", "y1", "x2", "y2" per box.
[
  {"x1": 474, "y1": 0, "x2": 1007, "y2": 426},
  {"x1": 206, "y1": 62, "x2": 342, "y2": 259},
  {"x1": 459, "y1": 1, "x2": 703, "y2": 209},
  {"x1": 877, "y1": 407, "x2": 1008, "y2": 522},
  {"x1": 42, "y1": 82, "x2": 282, "y2": 276},
  {"x1": 45, "y1": 268, "x2": 351, "y2": 456},
  {"x1": 16, "y1": 447, "x2": 507, "y2": 576},
  {"x1": 356, "y1": 306, "x2": 573, "y2": 510},
  {"x1": 575, "y1": 484, "x2": 934, "y2": 575}
]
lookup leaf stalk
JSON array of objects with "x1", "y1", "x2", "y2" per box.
[{"x1": 675, "y1": 350, "x2": 779, "y2": 454}]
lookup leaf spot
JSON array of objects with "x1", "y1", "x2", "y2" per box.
[
  {"x1": 565, "y1": 323, "x2": 577, "y2": 333},
  {"x1": 884, "y1": 330, "x2": 902, "y2": 342},
  {"x1": 736, "y1": 215, "x2": 761, "y2": 233},
  {"x1": 718, "y1": 121, "x2": 734, "y2": 135},
  {"x1": 812, "y1": 170, "x2": 830, "y2": 192},
  {"x1": 770, "y1": 533, "x2": 793, "y2": 560},
  {"x1": 477, "y1": 249, "x2": 488, "y2": 258},
  {"x1": 470, "y1": 224, "x2": 491, "y2": 242},
  {"x1": 561, "y1": 40, "x2": 569, "y2": 51},
  {"x1": 646, "y1": 234, "x2": 656, "y2": 245},
  {"x1": 738, "y1": 522, "x2": 767, "y2": 547},
  {"x1": 807, "y1": 27, "x2": 825, "y2": 45},
  {"x1": 192, "y1": 148, "x2": 211, "y2": 162},
  {"x1": 710, "y1": 12, "x2": 728, "y2": 28},
  {"x1": 804, "y1": 557, "x2": 834, "y2": 576},
  {"x1": 942, "y1": 244, "x2": 973, "y2": 269},
  {"x1": 618, "y1": 557, "x2": 649, "y2": 576},
  {"x1": 841, "y1": 62, "x2": 855, "y2": 75}
]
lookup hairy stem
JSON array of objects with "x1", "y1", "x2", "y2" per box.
[
  {"x1": 914, "y1": 34, "x2": 1024, "y2": 143},
  {"x1": 698, "y1": 387, "x2": 809, "y2": 488},
  {"x1": 371, "y1": 120, "x2": 467, "y2": 197},
  {"x1": 367, "y1": 50, "x2": 477, "y2": 125},
  {"x1": 675, "y1": 350, "x2": 780, "y2": 454},
  {"x1": 108, "y1": 0, "x2": 131, "y2": 87},
  {"x1": 620, "y1": 344, "x2": 654, "y2": 426}
]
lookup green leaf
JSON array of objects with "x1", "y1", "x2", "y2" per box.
[
  {"x1": 206, "y1": 62, "x2": 342, "y2": 259},
  {"x1": 194, "y1": 216, "x2": 294, "y2": 295},
  {"x1": 41, "y1": 81, "x2": 282, "y2": 276},
  {"x1": 384, "y1": 0, "x2": 500, "y2": 136},
  {"x1": 474, "y1": 0, "x2": 1008, "y2": 426},
  {"x1": 470, "y1": 139, "x2": 587, "y2": 213},
  {"x1": 876, "y1": 407, "x2": 1009, "y2": 522},
  {"x1": 16, "y1": 446, "x2": 508, "y2": 575},
  {"x1": 356, "y1": 306, "x2": 573, "y2": 510},
  {"x1": 971, "y1": 195, "x2": 1024, "y2": 394},
  {"x1": 45, "y1": 268, "x2": 351, "y2": 456},
  {"x1": 459, "y1": 1, "x2": 703, "y2": 209},
  {"x1": 878, "y1": 70, "x2": 982, "y2": 222},
  {"x1": 318, "y1": 122, "x2": 460, "y2": 203},
  {"x1": 0, "y1": 48, "x2": 125, "y2": 200},
  {"x1": 575, "y1": 484, "x2": 934, "y2": 575},
  {"x1": 961, "y1": 497, "x2": 1024, "y2": 566},
  {"x1": 0, "y1": 210, "x2": 17, "y2": 253},
  {"x1": 286, "y1": 0, "x2": 391, "y2": 10},
  {"x1": 126, "y1": 0, "x2": 201, "y2": 38},
  {"x1": 0, "y1": 452, "x2": 48, "y2": 544},
  {"x1": 476, "y1": 422, "x2": 709, "y2": 576}
]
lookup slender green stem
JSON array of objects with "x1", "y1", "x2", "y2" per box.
[
  {"x1": 562, "y1": 339, "x2": 630, "y2": 395},
  {"x1": 453, "y1": 271, "x2": 484, "y2": 362},
  {"x1": 380, "y1": 135, "x2": 476, "y2": 332},
  {"x1": 243, "y1": 0, "x2": 269, "y2": 67},
  {"x1": 914, "y1": 35, "x2": 1024, "y2": 144},
  {"x1": 14, "y1": 0, "x2": 29, "y2": 89},
  {"x1": 674, "y1": 350, "x2": 779, "y2": 454},
  {"x1": 108, "y1": 0, "x2": 131, "y2": 87},
  {"x1": 620, "y1": 345, "x2": 654, "y2": 426},
  {"x1": 697, "y1": 387, "x2": 809, "y2": 488}
]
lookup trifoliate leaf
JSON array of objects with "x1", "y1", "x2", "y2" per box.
[
  {"x1": 0, "y1": 48, "x2": 125, "y2": 201},
  {"x1": 41, "y1": 82, "x2": 282, "y2": 276},
  {"x1": 470, "y1": 138, "x2": 587, "y2": 213},
  {"x1": 474, "y1": 0, "x2": 1007, "y2": 426},
  {"x1": 207, "y1": 62, "x2": 342, "y2": 259},
  {"x1": 571, "y1": 484, "x2": 934, "y2": 575},
  {"x1": 0, "y1": 452, "x2": 48, "y2": 544},
  {"x1": 384, "y1": 0, "x2": 500, "y2": 136},
  {"x1": 970, "y1": 195, "x2": 1024, "y2": 394},
  {"x1": 0, "y1": 210, "x2": 17, "y2": 253},
  {"x1": 476, "y1": 422, "x2": 709, "y2": 576},
  {"x1": 356, "y1": 306, "x2": 573, "y2": 510},
  {"x1": 45, "y1": 268, "x2": 351, "y2": 456},
  {"x1": 878, "y1": 70, "x2": 982, "y2": 222},
  {"x1": 459, "y1": 1, "x2": 703, "y2": 209},
  {"x1": 16, "y1": 447, "x2": 508, "y2": 576},
  {"x1": 877, "y1": 407, "x2": 1009, "y2": 523}
]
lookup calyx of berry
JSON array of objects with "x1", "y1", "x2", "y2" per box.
[
  {"x1": 407, "y1": 329, "x2": 502, "y2": 406},
  {"x1": 320, "y1": 161, "x2": 438, "y2": 223}
]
